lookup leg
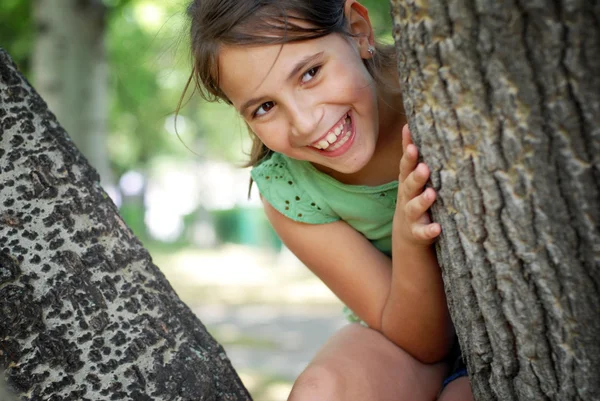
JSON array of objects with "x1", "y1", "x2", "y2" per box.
[
  {"x1": 437, "y1": 377, "x2": 474, "y2": 401},
  {"x1": 288, "y1": 324, "x2": 448, "y2": 401}
]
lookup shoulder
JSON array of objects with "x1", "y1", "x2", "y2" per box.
[{"x1": 251, "y1": 153, "x2": 338, "y2": 224}]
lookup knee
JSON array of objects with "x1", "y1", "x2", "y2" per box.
[{"x1": 288, "y1": 364, "x2": 344, "y2": 401}]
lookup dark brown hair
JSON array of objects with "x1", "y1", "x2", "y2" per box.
[{"x1": 181, "y1": 0, "x2": 397, "y2": 167}]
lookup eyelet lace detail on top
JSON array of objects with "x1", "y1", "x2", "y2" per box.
[
  {"x1": 251, "y1": 155, "x2": 339, "y2": 224},
  {"x1": 366, "y1": 189, "x2": 397, "y2": 209}
]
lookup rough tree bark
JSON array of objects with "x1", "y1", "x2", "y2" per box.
[
  {"x1": 0, "y1": 50, "x2": 251, "y2": 400},
  {"x1": 390, "y1": 0, "x2": 599, "y2": 400}
]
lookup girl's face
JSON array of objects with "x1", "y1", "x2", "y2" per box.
[{"x1": 218, "y1": 32, "x2": 380, "y2": 177}]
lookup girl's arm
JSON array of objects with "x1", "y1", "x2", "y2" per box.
[
  {"x1": 263, "y1": 201, "x2": 452, "y2": 363},
  {"x1": 262, "y1": 125, "x2": 454, "y2": 363},
  {"x1": 381, "y1": 127, "x2": 454, "y2": 363}
]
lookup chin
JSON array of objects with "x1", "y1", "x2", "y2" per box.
[
  {"x1": 330, "y1": 155, "x2": 373, "y2": 176},
  {"x1": 345, "y1": 145, "x2": 377, "y2": 173}
]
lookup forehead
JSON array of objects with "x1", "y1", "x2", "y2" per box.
[
  {"x1": 219, "y1": 43, "x2": 284, "y2": 84},
  {"x1": 218, "y1": 44, "x2": 289, "y2": 92}
]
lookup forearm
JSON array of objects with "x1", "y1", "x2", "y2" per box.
[{"x1": 381, "y1": 239, "x2": 454, "y2": 363}]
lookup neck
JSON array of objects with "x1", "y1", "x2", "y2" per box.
[
  {"x1": 377, "y1": 89, "x2": 406, "y2": 142},
  {"x1": 349, "y1": 78, "x2": 407, "y2": 185},
  {"x1": 376, "y1": 64, "x2": 406, "y2": 138},
  {"x1": 359, "y1": 88, "x2": 406, "y2": 186}
]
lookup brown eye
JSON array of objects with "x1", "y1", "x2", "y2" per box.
[
  {"x1": 254, "y1": 101, "x2": 275, "y2": 117},
  {"x1": 301, "y1": 66, "x2": 321, "y2": 83}
]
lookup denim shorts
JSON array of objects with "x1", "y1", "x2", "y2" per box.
[
  {"x1": 442, "y1": 366, "x2": 468, "y2": 388},
  {"x1": 441, "y1": 340, "x2": 468, "y2": 389}
]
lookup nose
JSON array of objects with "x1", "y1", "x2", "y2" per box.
[{"x1": 288, "y1": 98, "x2": 323, "y2": 141}]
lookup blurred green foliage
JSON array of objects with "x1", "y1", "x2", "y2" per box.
[
  {"x1": 106, "y1": 2, "x2": 184, "y2": 175},
  {"x1": 106, "y1": 1, "x2": 253, "y2": 175},
  {"x1": 363, "y1": 0, "x2": 394, "y2": 40},
  {"x1": 0, "y1": 0, "x2": 33, "y2": 71},
  {"x1": 211, "y1": 208, "x2": 283, "y2": 250}
]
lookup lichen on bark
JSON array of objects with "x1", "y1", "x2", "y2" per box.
[{"x1": 0, "y1": 49, "x2": 251, "y2": 400}]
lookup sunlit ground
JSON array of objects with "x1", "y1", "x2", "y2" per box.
[{"x1": 152, "y1": 244, "x2": 347, "y2": 401}]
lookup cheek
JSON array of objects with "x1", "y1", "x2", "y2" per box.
[
  {"x1": 353, "y1": 82, "x2": 377, "y2": 102},
  {"x1": 339, "y1": 67, "x2": 376, "y2": 103},
  {"x1": 252, "y1": 123, "x2": 287, "y2": 148}
]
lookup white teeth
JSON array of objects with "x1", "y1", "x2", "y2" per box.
[
  {"x1": 310, "y1": 113, "x2": 351, "y2": 150},
  {"x1": 329, "y1": 131, "x2": 351, "y2": 151}
]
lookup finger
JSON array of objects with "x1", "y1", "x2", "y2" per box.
[
  {"x1": 402, "y1": 163, "x2": 431, "y2": 199},
  {"x1": 399, "y1": 143, "x2": 419, "y2": 182},
  {"x1": 411, "y1": 222, "x2": 442, "y2": 241},
  {"x1": 401, "y1": 124, "x2": 413, "y2": 152},
  {"x1": 405, "y1": 188, "x2": 436, "y2": 221}
]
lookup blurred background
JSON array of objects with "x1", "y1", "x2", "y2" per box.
[{"x1": 1, "y1": 1, "x2": 393, "y2": 399}]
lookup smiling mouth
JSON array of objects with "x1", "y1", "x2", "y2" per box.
[{"x1": 310, "y1": 113, "x2": 352, "y2": 151}]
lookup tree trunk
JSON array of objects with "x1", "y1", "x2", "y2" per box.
[
  {"x1": 32, "y1": 0, "x2": 113, "y2": 188},
  {"x1": 0, "y1": 49, "x2": 251, "y2": 400},
  {"x1": 390, "y1": 0, "x2": 600, "y2": 400}
]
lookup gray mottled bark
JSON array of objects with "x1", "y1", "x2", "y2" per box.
[
  {"x1": 0, "y1": 49, "x2": 251, "y2": 400},
  {"x1": 390, "y1": 0, "x2": 600, "y2": 400}
]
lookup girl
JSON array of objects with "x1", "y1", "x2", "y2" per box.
[{"x1": 184, "y1": 0, "x2": 473, "y2": 399}]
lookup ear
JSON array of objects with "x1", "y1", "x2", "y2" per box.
[{"x1": 344, "y1": 0, "x2": 375, "y2": 59}]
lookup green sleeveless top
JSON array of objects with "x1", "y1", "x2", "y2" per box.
[{"x1": 250, "y1": 152, "x2": 398, "y2": 255}]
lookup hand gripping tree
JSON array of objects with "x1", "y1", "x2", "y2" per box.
[
  {"x1": 0, "y1": 49, "x2": 251, "y2": 400},
  {"x1": 390, "y1": 0, "x2": 599, "y2": 400}
]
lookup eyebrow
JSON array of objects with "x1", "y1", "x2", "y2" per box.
[{"x1": 239, "y1": 51, "x2": 325, "y2": 117}]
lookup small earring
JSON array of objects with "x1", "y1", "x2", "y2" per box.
[{"x1": 367, "y1": 46, "x2": 375, "y2": 56}]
